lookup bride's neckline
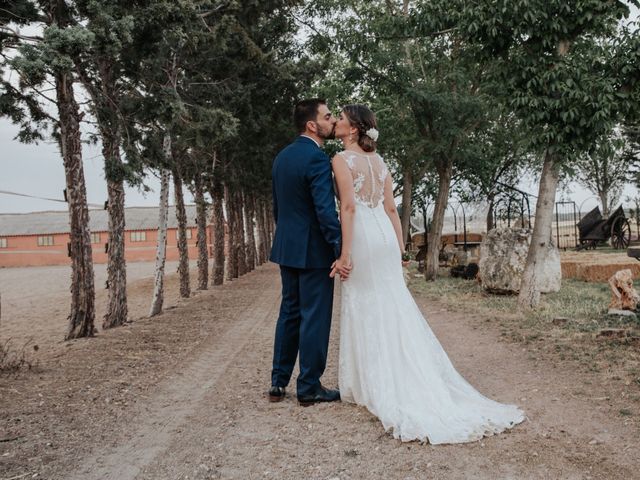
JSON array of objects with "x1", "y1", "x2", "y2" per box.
[{"x1": 342, "y1": 149, "x2": 377, "y2": 156}]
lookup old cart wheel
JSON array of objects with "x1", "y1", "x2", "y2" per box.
[{"x1": 611, "y1": 217, "x2": 631, "y2": 249}]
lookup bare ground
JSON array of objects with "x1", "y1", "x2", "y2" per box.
[
  {"x1": 1, "y1": 262, "x2": 639, "y2": 479},
  {"x1": 0, "y1": 260, "x2": 188, "y2": 348}
]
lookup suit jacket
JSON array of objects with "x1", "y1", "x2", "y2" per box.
[{"x1": 269, "y1": 136, "x2": 341, "y2": 269}]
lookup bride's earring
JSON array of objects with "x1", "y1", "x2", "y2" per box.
[{"x1": 348, "y1": 132, "x2": 353, "y2": 144}]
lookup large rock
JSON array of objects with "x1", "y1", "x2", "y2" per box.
[{"x1": 479, "y1": 228, "x2": 561, "y2": 294}]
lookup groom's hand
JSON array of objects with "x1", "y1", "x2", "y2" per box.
[{"x1": 330, "y1": 261, "x2": 340, "y2": 280}]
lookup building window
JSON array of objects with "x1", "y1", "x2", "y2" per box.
[
  {"x1": 177, "y1": 228, "x2": 192, "y2": 240},
  {"x1": 0, "y1": 238, "x2": 7, "y2": 248},
  {"x1": 91, "y1": 232, "x2": 101, "y2": 244},
  {"x1": 37, "y1": 235, "x2": 54, "y2": 246},
  {"x1": 130, "y1": 231, "x2": 147, "y2": 242}
]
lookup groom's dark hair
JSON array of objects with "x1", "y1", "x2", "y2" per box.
[{"x1": 294, "y1": 98, "x2": 327, "y2": 133}]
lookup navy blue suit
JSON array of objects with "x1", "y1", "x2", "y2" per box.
[{"x1": 270, "y1": 136, "x2": 341, "y2": 395}]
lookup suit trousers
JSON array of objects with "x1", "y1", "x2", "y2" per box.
[{"x1": 271, "y1": 265, "x2": 334, "y2": 395}]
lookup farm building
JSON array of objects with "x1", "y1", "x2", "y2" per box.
[{"x1": 0, "y1": 206, "x2": 209, "y2": 267}]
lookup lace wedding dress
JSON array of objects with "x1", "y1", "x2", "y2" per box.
[{"x1": 336, "y1": 150, "x2": 525, "y2": 445}]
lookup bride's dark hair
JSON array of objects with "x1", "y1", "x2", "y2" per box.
[{"x1": 342, "y1": 104, "x2": 377, "y2": 152}]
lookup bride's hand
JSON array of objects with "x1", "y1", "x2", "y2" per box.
[{"x1": 330, "y1": 256, "x2": 353, "y2": 281}]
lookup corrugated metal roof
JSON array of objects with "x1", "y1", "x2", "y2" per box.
[{"x1": 0, "y1": 206, "x2": 201, "y2": 236}]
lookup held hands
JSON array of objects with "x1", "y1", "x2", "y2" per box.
[{"x1": 330, "y1": 255, "x2": 353, "y2": 281}]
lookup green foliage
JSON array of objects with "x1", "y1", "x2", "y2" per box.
[
  {"x1": 306, "y1": 0, "x2": 499, "y2": 215},
  {"x1": 1, "y1": 3, "x2": 89, "y2": 143},
  {"x1": 624, "y1": 123, "x2": 640, "y2": 189},
  {"x1": 192, "y1": 0, "x2": 311, "y2": 195},
  {"x1": 575, "y1": 130, "x2": 632, "y2": 215},
  {"x1": 454, "y1": 110, "x2": 532, "y2": 204},
  {"x1": 436, "y1": 0, "x2": 640, "y2": 161}
]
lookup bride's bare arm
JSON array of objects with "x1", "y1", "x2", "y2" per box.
[
  {"x1": 382, "y1": 174, "x2": 405, "y2": 256},
  {"x1": 331, "y1": 154, "x2": 356, "y2": 271}
]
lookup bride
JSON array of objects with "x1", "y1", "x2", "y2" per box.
[{"x1": 330, "y1": 104, "x2": 525, "y2": 445}]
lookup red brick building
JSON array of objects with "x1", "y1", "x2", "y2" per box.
[{"x1": 0, "y1": 206, "x2": 209, "y2": 268}]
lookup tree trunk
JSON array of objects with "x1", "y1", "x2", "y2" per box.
[
  {"x1": 269, "y1": 200, "x2": 276, "y2": 249},
  {"x1": 259, "y1": 199, "x2": 269, "y2": 261},
  {"x1": 245, "y1": 194, "x2": 257, "y2": 271},
  {"x1": 400, "y1": 167, "x2": 413, "y2": 246},
  {"x1": 55, "y1": 71, "x2": 96, "y2": 340},
  {"x1": 256, "y1": 198, "x2": 267, "y2": 265},
  {"x1": 518, "y1": 149, "x2": 561, "y2": 309},
  {"x1": 102, "y1": 132, "x2": 128, "y2": 330},
  {"x1": 486, "y1": 193, "x2": 495, "y2": 232},
  {"x1": 211, "y1": 178, "x2": 225, "y2": 285},
  {"x1": 76, "y1": 57, "x2": 128, "y2": 330},
  {"x1": 261, "y1": 200, "x2": 269, "y2": 264},
  {"x1": 194, "y1": 175, "x2": 209, "y2": 290},
  {"x1": 231, "y1": 191, "x2": 241, "y2": 278},
  {"x1": 149, "y1": 154, "x2": 171, "y2": 316},
  {"x1": 599, "y1": 191, "x2": 610, "y2": 218},
  {"x1": 173, "y1": 165, "x2": 190, "y2": 298},
  {"x1": 236, "y1": 191, "x2": 247, "y2": 276},
  {"x1": 264, "y1": 198, "x2": 274, "y2": 252},
  {"x1": 425, "y1": 159, "x2": 453, "y2": 281},
  {"x1": 224, "y1": 184, "x2": 236, "y2": 281}
]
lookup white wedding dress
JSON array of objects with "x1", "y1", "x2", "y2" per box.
[{"x1": 336, "y1": 150, "x2": 525, "y2": 445}]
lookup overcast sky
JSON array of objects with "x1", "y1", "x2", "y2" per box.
[
  {"x1": 1, "y1": 5, "x2": 637, "y2": 215},
  {"x1": 0, "y1": 123, "x2": 180, "y2": 213}
]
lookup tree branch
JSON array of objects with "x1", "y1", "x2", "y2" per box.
[
  {"x1": 198, "y1": 1, "x2": 233, "y2": 18},
  {"x1": 0, "y1": 25, "x2": 42, "y2": 42}
]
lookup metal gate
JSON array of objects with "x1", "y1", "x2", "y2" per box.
[
  {"x1": 492, "y1": 188, "x2": 532, "y2": 230},
  {"x1": 554, "y1": 201, "x2": 579, "y2": 250}
]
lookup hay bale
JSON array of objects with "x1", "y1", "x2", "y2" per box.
[
  {"x1": 578, "y1": 263, "x2": 640, "y2": 282},
  {"x1": 560, "y1": 261, "x2": 580, "y2": 279},
  {"x1": 560, "y1": 251, "x2": 640, "y2": 282}
]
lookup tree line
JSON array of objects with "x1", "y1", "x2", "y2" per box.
[
  {"x1": 1, "y1": 1, "x2": 639, "y2": 342},
  {"x1": 1, "y1": 0, "x2": 313, "y2": 339}
]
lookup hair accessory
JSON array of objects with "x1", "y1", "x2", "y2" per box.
[{"x1": 365, "y1": 127, "x2": 379, "y2": 141}]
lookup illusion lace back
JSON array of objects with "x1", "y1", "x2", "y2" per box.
[
  {"x1": 336, "y1": 150, "x2": 525, "y2": 445},
  {"x1": 337, "y1": 151, "x2": 388, "y2": 208}
]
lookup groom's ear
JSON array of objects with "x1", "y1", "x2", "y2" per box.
[{"x1": 306, "y1": 120, "x2": 318, "y2": 135}]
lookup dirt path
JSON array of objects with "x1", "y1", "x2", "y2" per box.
[
  {"x1": 67, "y1": 270, "x2": 280, "y2": 480},
  {"x1": 3, "y1": 264, "x2": 639, "y2": 479}
]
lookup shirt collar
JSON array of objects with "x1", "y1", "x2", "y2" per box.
[{"x1": 300, "y1": 135, "x2": 321, "y2": 148}]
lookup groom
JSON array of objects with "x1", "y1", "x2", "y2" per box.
[{"x1": 268, "y1": 98, "x2": 350, "y2": 407}]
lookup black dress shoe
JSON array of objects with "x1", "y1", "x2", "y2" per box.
[
  {"x1": 297, "y1": 385, "x2": 340, "y2": 407},
  {"x1": 268, "y1": 386, "x2": 286, "y2": 402}
]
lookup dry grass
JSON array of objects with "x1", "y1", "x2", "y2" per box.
[
  {"x1": 409, "y1": 268, "x2": 639, "y2": 333},
  {"x1": 0, "y1": 338, "x2": 38, "y2": 373}
]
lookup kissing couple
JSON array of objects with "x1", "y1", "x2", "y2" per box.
[{"x1": 268, "y1": 99, "x2": 525, "y2": 444}]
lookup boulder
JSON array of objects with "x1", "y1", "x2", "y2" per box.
[{"x1": 479, "y1": 227, "x2": 561, "y2": 294}]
